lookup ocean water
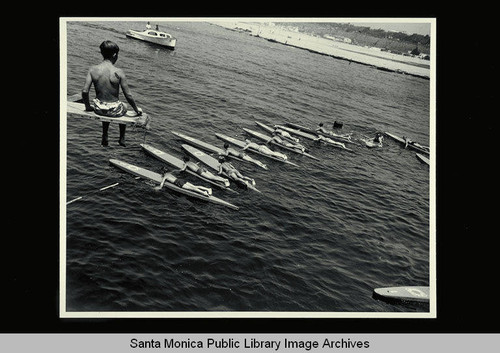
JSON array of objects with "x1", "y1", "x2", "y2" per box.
[{"x1": 63, "y1": 21, "x2": 431, "y2": 314}]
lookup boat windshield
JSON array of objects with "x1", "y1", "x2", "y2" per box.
[{"x1": 145, "y1": 30, "x2": 171, "y2": 38}]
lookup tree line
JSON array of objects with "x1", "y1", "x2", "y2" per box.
[{"x1": 277, "y1": 22, "x2": 430, "y2": 54}]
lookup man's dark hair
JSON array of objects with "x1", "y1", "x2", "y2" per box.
[{"x1": 100, "y1": 40, "x2": 119, "y2": 59}]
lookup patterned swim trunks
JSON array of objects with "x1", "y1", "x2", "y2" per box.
[{"x1": 92, "y1": 98, "x2": 127, "y2": 117}]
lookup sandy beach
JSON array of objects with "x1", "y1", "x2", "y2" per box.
[{"x1": 213, "y1": 21, "x2": 431, "y2": 79}]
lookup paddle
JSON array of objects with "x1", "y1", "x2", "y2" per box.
[{"x1": 66, "y1": 177, "x2": 140, "y2": 205}]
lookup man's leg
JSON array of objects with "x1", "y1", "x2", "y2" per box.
[
  {"x1": 101, "y1": 122, "x2": 110, "y2": 146},
  {"x1": 118, "y1": 124, "x2": 126, "y2": 147}
]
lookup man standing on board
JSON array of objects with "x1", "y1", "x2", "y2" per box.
[{"x1": 82, "y1": 40, "x2": 142, "y2": 147}]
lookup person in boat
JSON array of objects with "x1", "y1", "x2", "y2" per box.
[
  {"x1": 179, "y1": 156, "x2": 230, "y2": 187},
  {"x1": 272, "y1": 126, "x2": 300, "y2": 143},
  {"x1": 269, "y1": 133, "x2": 306, "y2": 153},
  {"x1": 146, "y1": 22, "x2": 152, "y2": 30},
  {"x1": 155, "y1": 170, "x2": 212, "y2": 197},
  {"x1": 313, "y1": 134, "x2": 346, "y2": 149},
  {"x1": 82, "y1": 40, "x2": 142, "y2": 147},
  {"x1": 221, "y1": 143, "x2": 268, "y2": 169},
  {"x1": 403, "y1": 136, "x2": 430, "y2": 152},
  {"x1": 316, "y1": 123, "x2": 352, "y2": 140},
  {"x1": 218, "y1": 156, "x2": 256, "y2": 187},
  {"x1": 243, "y1": 139, "x2": 288, "y2": 161}
]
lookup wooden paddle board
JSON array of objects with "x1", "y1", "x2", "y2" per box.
[{"x1": 66, "y1": 97, "x2": 150, "y2": 128}]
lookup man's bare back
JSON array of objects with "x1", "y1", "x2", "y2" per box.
[
  {"x1": 83, "y1": 61, "x2": 139, "y2": 113},
  {"x1": 89, "y1": 61, "x2": 122, "y2": 102}
]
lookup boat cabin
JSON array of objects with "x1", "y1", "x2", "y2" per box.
[{"x1": 145, "y1": 30, "x2": 172, "y2": 39}]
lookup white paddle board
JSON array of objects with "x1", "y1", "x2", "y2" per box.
[
  {"x1": 67, "y1": 98, "x2": 150, "y2": 128},
  {"x1": 373, "y1": 286, "x2": 430, "y2": 303}
]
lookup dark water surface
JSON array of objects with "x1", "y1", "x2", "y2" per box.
[{"x1": 64, "y1": 21, "x2": 431, "y2": 314}]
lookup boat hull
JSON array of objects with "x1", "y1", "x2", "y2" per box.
[{"x1": 126, "y1": 30, "x2": 176, "y2": 49}]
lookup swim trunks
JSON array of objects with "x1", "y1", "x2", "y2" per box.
[
  {"x1": 174, "y1": 178, "x2": 187, "y2": 188},
  {"x1": 195, "y1": 167, "x2": 207, "y2": 176},
  {"x1": 92, "y1": 98, "x2": 127, "y2": 117}
]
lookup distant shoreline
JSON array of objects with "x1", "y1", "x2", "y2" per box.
[{"x1": 212, "y1": 22, "x2": 430, "y2": 80}]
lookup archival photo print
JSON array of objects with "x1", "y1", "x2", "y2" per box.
[{"x1": 60, "y1": 18, "x2": 435, "y2": 318}]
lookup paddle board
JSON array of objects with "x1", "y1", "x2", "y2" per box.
[
  {"x1": 171, "y1": 131, "x2": 267, "y2": 169},
  {"x1": 275, "y1": 124, "x2": 317, "y2": 140},
  {"x1": 171, "y1": 131, "x2": 225, "y2": 155},
  {"x1": 416, "y1": 153, "x2": 430, "y2": 166},
  {"x1": 275, "y1": 125, "x2": 353, "y2": 151},
  {"x1": 373, "y1": 286, "x2": 430, "y2": 303},
  {"x1": 285, "y1": 121, "x2": 353, "y2": 144},
  {"x1": 255, "y1": 121, "x2": 277, "y2": 135},
  {"x1": 67, "y1": 100, "x2": 150, "y2": 128},
  {"x1": 384, "y1": 132, "x2": 429, "y2": 155},
  {"x1": 109, "y1": 158, "x2": 239, "y2": 210},
  {"x1": 181, "y1": 144, "x2": 261, "y2": 193},
  {"x1": 140, "y1": 144, "x2": 237, "y2": 192},
  {"x1": 243, "y1": 128, "x2": 320, "y2": 161},
  {"x1": 215, "y1": 133, "x2": 299, "y2": 166}
]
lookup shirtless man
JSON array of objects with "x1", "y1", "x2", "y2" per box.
[
  {"x1": 221, "y1": 143, "x2": 267, "y2": 169},
  {"x1": 82, "y1": 40, "x2": 142, "y2": 147},
  {"x1": 155, "y1": 170, "x2": 212, "y2": 197},
  {"x1": 272, "y1": 126, "x2": 300, "y2": 143},
  {"x1": 179, "y1": 156, "x2": 230, "y2": 187},
  {"x1": 313, "y1": 134, "x2": 347, "y2": 149},
  {"x1": 218, "y1": 156, "x2": 256, "y2": 187},
  {"x1": 243, "y1": 139, "x2": 288, "y2": 161},
  {"x1": 269, "y1": 134, "x2": 306, "y2": 153}
]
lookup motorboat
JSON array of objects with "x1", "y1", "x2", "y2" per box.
[{"x1": 126, "y1": 28, "x2": 176, "y2": 49}]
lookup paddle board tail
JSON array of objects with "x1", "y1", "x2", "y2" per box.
[{"x1": 416, "y1": 153, "x2": 430, "y2": 166}]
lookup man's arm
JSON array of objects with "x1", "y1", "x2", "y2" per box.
[
  {"x1": 118, "y1": 70, "x2": 142, "y2": 115},
  {"x1": 82, "y1": 70, "x2": 93, "y2": 111}
]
